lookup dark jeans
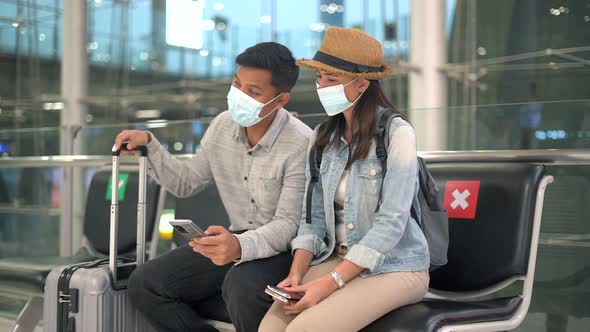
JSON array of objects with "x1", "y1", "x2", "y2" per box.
[{"x1": 128, "y1": 244, "x2": 292, "y2": 332}]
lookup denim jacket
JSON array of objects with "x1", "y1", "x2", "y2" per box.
[{"x1": 291, "y1": 115, "x2": 430, "y2": 277}]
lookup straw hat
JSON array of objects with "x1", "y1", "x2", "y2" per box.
[{"x1": 297, "y1": 26, "x2": 391, "y2": 80}]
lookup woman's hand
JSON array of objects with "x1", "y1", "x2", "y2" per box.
[
  {"x1": 269, "y1": 270, "x2": 304, "y2": 304},
  {"x1": 270, "y1": 248, "x2": 314, "y2": 303},
  {"x1": 282, "y1": 274, "x2": 338, "y2": 315},
  {"x1": 277, "y1": 271, "x2": 303, "y2": 289}
]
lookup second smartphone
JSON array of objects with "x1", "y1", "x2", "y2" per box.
[{"x1": 169, "y1": 219, "x2": 208, "y2": 241}]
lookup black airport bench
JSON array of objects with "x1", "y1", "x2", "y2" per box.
[{"x1": 174, "y1": 162, "x2": 553, "y2": 332}]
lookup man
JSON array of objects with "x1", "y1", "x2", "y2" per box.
[{"x1": 114, "y1": 42, "x2": 312, "y2": 332}]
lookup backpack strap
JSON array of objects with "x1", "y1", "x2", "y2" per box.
[
  {"x1": 305, "y1": 124, "x2": 325, "y2": 224},
  {"x1": 306, "y1": 145, "x2": 322, "y2": 224}
]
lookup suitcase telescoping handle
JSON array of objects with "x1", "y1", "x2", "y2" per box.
[{"x1": 110, "y1": 142, "x2": 148, "y2": 284}]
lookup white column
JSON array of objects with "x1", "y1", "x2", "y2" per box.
[
  {"x1": 409, "y1": 0, "x2": 447, "y2": 151},
  {"x1": 60, "y1": 0, "x2": 87, "y2": 256}
]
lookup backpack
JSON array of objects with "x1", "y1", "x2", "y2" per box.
[{"x1": 306, "y1": 109, "x2": 449, "y2": 271}]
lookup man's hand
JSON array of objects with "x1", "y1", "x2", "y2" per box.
[
  {"x1": 114, "y1": 130, "x2": 151, "y2": 156},
  {"x1": 189, "y1": 226, "x2": 242, "y2": 266}
]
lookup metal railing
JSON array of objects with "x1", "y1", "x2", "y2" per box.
[
  {"x1": 1, "y1": 149, "x2": 589, "y2": 168},
  {"x1": 1, "y1": 149, "x2": 590, "y2": 255},
  {"x1": 420, "y1": 149, "x2": 590, "y2": 164}
]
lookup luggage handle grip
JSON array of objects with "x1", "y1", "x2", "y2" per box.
[{"x1": 112, "y1": 142, "x2": 148, "y2": 157}]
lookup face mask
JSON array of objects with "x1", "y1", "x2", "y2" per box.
[
  {"x1": 316, "y1": 78, "x2": 364, "y2": 116},
  {"x1": 227, "y1": 85, "x2": 282, "y2": 127}
]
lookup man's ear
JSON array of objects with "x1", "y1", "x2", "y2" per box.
[{"x1": 276, "y1": 92, "x2": 291, "y2": 109}]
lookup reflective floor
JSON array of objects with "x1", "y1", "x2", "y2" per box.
[{"x1": 516, "y1": 313, "x2": 590, "y2": 332}]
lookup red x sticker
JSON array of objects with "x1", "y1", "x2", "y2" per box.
[{"x1": 443, "y1": 181, "x2": 480, "y2": 219}]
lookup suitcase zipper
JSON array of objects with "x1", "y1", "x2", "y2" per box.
[{"x1": 57, "y1": 264, "x2": 79, "y2": 332}]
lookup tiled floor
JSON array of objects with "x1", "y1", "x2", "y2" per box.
[
  {"x1": 0, "y1": 315, "x2": 42, "y2": 332},
  {"x1": 515, "y1": 312, "x2": 590, "y2": 332}
]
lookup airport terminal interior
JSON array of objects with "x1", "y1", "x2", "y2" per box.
[{"x1": 0, "y1": 0, "x2": 589, "y2": 331}]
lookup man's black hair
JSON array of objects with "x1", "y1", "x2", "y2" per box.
[{"x1": 235, "y1": 42, "x2": 299, "y2": 93}]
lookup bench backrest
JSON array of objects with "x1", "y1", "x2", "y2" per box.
[{"x1": 428, "y1": 163, "x2": 544, "y2": 292}]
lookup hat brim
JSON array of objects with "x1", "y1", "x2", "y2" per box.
[{"x1": 297, "y1": 59, "x2": 391, "y2": 80}]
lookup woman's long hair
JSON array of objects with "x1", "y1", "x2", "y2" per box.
[{"x1": 315, "y1": 80, "x2": 402, "y2": 168}]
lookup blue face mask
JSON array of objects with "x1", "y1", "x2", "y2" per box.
[
  {"x1": 226, "y1": 85, "x2": 282, "y2": 127},
  {"x1": 316, "y1": 78, "x2": 363, "y2": 116}
]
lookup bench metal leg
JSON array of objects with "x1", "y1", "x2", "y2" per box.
[{"x1": 11, "y1": 296, "x2": 43, "y2": 332}]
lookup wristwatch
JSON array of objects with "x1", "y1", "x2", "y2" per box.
[{"x1": 330, "y1": 271, "x2": 346, "y2": 289}]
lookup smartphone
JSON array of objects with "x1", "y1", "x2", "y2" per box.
[
  {"x1": 266, "y1": 285, "x2": 303, "y2": 301},
  {"x1": 265, "y1": 288, "x2": 290, "y2": 303},
  {"x1": 169, "y1": 219, "x2": 208, "y2": 241}
]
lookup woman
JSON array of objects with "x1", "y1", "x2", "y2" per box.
[{"x1": 258, "y1": 27, "x2": 430, "y2": 332}]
